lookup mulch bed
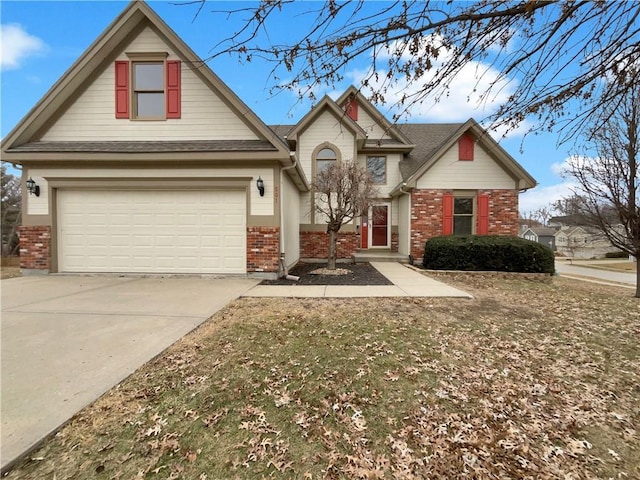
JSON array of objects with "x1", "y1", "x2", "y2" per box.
[{"x1": 260, "y1": 262, "x2": 393, "y2": 285}]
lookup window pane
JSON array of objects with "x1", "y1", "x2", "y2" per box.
[
  {"x1": 454, "y1": 216, "x2": 473, "y2": 235},
  {"x1": 367, "y1": 156, "x2": 386, "y2": 183},
  {"x1": 454, "y1": 197, "x2": 473, "y2": 215},
  {"x1": 134, "y1": 63, "x2": 163, "y2": 90},
  {"x1": 317, "y1": 148, "x2": 337, "y2": 159},
  {"x1": 317, "y1": 159, "x2": 336, "y2": 173},
  {"x1": 136, "y1": 92, "x2": 165, "y2": 117}
]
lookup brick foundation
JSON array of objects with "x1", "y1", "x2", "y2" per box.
[
  {"x1": 246, "y1": 227, "x2": 280, "y2": 273},
  {"x1": 300, "y1": 231, "x2": 360, "y2": 259},
  {"x1": 18, "y1": 225, "x2": 51, "y2": 271},
  {"x1": 410, "y1": 189, "x2": 519, "y2": 260}
]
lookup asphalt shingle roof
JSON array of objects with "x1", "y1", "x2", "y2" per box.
[{"x1": 7, "y1": 140, "x2": 278, "y2": 153}]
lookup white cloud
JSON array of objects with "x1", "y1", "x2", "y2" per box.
[
  {"x1": 519, "y1": 181, "x2": 578, "y2": 214},
  {"x1": 1, "y1": 23, "x2": 47, "y2": 70},
  {"x1": 341, "y1": 35, "x2": 520, "y2": 127},
  {"x1": 484, "y1": 118, "x2": 533, "y2": 141}
]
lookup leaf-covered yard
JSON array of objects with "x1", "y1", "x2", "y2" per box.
[{"x1": 7, "y1": 275, "x2": 639, "y2": 479}]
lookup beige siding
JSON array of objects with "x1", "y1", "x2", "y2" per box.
[
  {"x1": 25, "y1": 173, "x2": 49, "y2": 215},
  {"x1": 416, "y1": 143, "x2": 516, "y2": 190},
  {"x1": 355, "y1": 107, "x2": 392, "y2": 141},
  {"x1": 41, "y1": 27, "x2": 259, "y2": 141},
  {"x1": 29, "y1": 166, "x2": 274, "y2": 216},
  {"x1": 397, "y1": 193, "x2": 410, "y2": 255},
  {"x1": 298, "y1": 110, "x2": 357, "y2": 179},
  {"x1": 281, "y1": 173, "x2": 300, "y2": 268}
]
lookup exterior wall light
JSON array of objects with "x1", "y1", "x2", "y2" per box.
[
  {"x1": 26, "y1": 177, "x2": 40, "y2": 197},
  {"x1": 256, "y1": 176, "x2": 265, "y2": 197}
]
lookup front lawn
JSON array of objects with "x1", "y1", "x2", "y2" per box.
[{"x1": 7, "y1": 276, "x2": 639, "y2": 479}]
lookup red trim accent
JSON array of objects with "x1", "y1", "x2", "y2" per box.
[
  {"x1": 458, "y1": 132, "x2": 474, "y2": 161},
  {"x1": 166, "y1": 60, "x2": 181, "y2": 119},
  {"x1": 345, "y1": 96, "x2": 358, "y2": 121},
  {"x1": 442, "y1": 194, "x2": 454, "y2": 235},
  {"x1": 115, "y1": 61, "x2": 129, "y2": 119},
  {"x1": 477, "y1": 195, "x2": 489, "y2": 234}
]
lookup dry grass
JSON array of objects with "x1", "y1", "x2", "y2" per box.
[
  {"x1": 6, "y1": 276, "x2": 639, "y2": 479},
  {"x1": 1, "y1": 266, "x2": 21, "y2": 280}
]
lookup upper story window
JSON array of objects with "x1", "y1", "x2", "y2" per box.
[
  {"x1": 115, "y1": 53, "x2": 181, "y2": 120},
  {"x1": 367, "y1": 156, "x2": 386, "y2": 184},
  {"x1": 316, "y1": 147, "x2": 337, "y2": 174},
  {"x1": 133, "y1": 62, "x2": 165, "y2": 118}
]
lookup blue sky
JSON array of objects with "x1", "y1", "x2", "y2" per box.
[{"x1": 1, "y1": 0, "x2": 578, "y2": 214}]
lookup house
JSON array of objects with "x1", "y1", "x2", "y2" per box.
[
  {"x1": 2, "y1": 1, "x2": 536, "y2": 278},
  {"x1": 519, "y1": 226, "x2": 556, "y2": 251},
  {"x1": 554, "y1": 226, "x2": 622, "y2": 259}
]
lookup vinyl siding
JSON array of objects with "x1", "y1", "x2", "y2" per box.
[
  {"x1": 41, "y1": 27, "x2": 259, "y2": 141},
  {"x1": 355, "y1": 107, "x2": 392, "y2": 141},
  {"x1": 25, "y1": 173, "x2": 48, "y2": 215},
  {"x1": 27, "y1": 166, "x2": 275, "y2": 217},
  {"x1": 416, "y1": 142, "x2": 516, "y2": 190},
  {"x1": 397, "y1": 193, "x2": 410, "y2": 255},
  {"x1": 281, "y1": 173, "x2": 300, "y2": 268}
]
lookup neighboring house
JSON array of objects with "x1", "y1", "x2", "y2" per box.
[
  {"x1": 520, "y1": 226, "x2": 556, "y2": 251},
  {"x1": 554, "y1": 226, "x2": 621, "y2": 259},
  {"x1": 2, "y1": 1, "x2": 536, "y2": 278}
]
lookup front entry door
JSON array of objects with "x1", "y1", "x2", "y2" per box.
[{"x1": 370, "y1": 205, "x2": 389, "y2": 247}]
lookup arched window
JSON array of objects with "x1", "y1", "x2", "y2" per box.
[{"x1": 316, "y1": 147, "x2": 337, "y2": 174}]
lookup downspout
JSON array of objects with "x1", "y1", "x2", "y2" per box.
[
  {"x1": 398, "y1": 182, "x2": 413, "y2": 264},
  {"x1": 279, "y1": 151, "x2": 300, "y2": 281}
]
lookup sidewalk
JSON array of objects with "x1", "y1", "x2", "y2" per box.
[
  {"x1": 243, "y1": 262, "x2": 472, "y2": 298},
  {"x1": 555, "y1": 259, "x2": 636, "y2": 289}
]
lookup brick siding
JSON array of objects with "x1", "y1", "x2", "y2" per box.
[
  {"x1": 300, "y1": 231, "x2": 360, "y2": 259},
  {"x1": 246, "y1": 226, "x2": 280, "y2": 273},
  {"x1": 18, "y1": 225, "x2": 51, "y2": 270},
  {"x1": 410, "y1": 189, "x2": 519, "y2": 260}
]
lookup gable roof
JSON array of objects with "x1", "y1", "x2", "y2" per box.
[
  {"x1": 284, "y1": 95, "x2": 367, "y2": 146},
  {"x1": 1, "y1": 1, "x2": 293, "y2": 165},
  {"x1": 335, "y1": 86, "x2": 413, "y2": 146},
  {"x1": 390, "y1": 118, "x2": 537, "y2": 195}
]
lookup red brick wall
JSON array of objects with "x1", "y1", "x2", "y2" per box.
[
  {"x1": 480, "y1": 189, "x2": 519, "y2": 236},
  {"x1": 300, "y1": 231, "x2": 359, "y2": 259},
  {"x1": 410, "y1": 189, "x2": 519, "y2": 260},
  {"x1": 246, "y1": 227, "x2": 280, "y2": 273},
  {"x1": 18, "y1": 225, "x2": 51, "y2": 270}
]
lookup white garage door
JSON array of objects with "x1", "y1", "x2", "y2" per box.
[{"x1": 58, "y1": 190, "x2": 246, "y2": 274}]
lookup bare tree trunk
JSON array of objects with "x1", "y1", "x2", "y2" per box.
[
  {"x1": 327, "y1": 229, "x2": 337, "y2": 270},
  {"x1": 636, "y1": 263, "x2": 639, "y2": 299}
]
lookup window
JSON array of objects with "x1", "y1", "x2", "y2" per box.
[
  {"x1": 133, "y1": 62, "x2": 164, "y2": 118},
  {"x1": 316, "y1": 147, "x2": 337, "y2": 174},
  {"x1": 114, "y1": 56, "x2": 181, "y2": 120},
  {"x1": 453, "y1": 197, "x2": 474, "y2": 234},
  {"x1": 442, "y1": 193, "x2": 489, "y2": 235},
  {"x1": 367, "y1": 156, "x2": 386, "y2": 184}
]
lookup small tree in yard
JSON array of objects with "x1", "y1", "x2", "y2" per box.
[
  {"x1": 312, "y1": 160, "x2": 378, "y2": 270},
  {"x1": 1, "y1": 165, "x2": 22, "y2": 257},
  {"x1": 563, "y1": 82, "x2": 640, "y2": 297}
]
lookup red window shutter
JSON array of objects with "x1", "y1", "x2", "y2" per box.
[
  {"x1": 345, "y1": 96, "x2": 358, "y2": 121},
  {"x1": 477, "y1": 195, "x2": 489, "y2": 234},
  {"x1": 114, "y1": 61, "x2": 129, "y2": 119},
  {"x1": 166, "y1": 60, "x2": 181, "y2": 118},
  {"x1": 442, "y1": 194, "x2": 454, "y2": 235},
  {"x1": 459, "y1": 132, "x2": 474, "y2": 161}
]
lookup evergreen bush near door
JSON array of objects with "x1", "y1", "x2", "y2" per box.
[{"x1": 423, "y1": 235, "x2": 555, "y2": 274}]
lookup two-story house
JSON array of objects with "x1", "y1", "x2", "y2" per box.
[{"x1": 2, "y1": 1, "x2": 536, "y2": 278}]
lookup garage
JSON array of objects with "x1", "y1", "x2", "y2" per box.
[{"x1": 57, "y1": 189, "x2": 246, "y2": 274}]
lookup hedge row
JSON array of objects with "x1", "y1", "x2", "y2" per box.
[{"x1": 423, "y1": 235, "x2": 555, "y2": 274}]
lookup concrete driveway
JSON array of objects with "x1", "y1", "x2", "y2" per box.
[{"x1": 0, "y1": 275, "x2": 258, "y2": 472}]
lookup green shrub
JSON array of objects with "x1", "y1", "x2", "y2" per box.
[
  {"x1": 423, "y1": 235, "x2": 555, "y2": 274},
  {"x1": 605, "y1": 250, "x2": 628, "y2": 259}
]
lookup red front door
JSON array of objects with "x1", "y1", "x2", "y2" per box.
[{"x1": 371, "y1": 205, "x2": 388, "y2": 247}]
